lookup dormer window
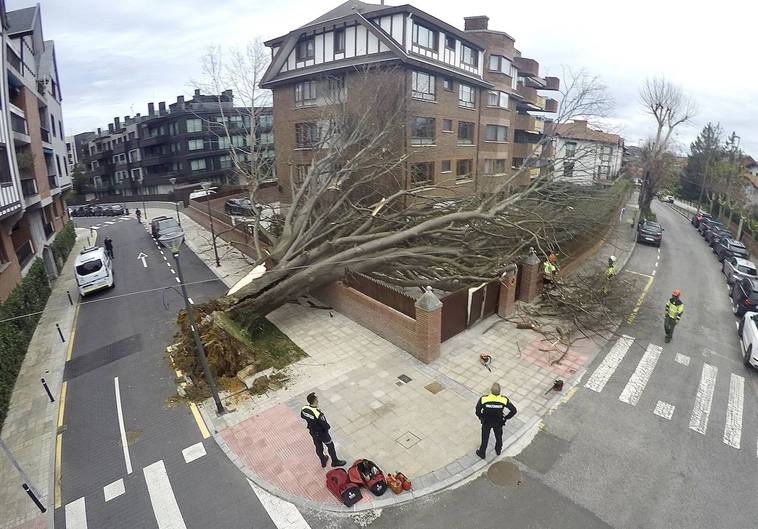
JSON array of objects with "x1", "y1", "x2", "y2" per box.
[
  {"x1": 412, "y1": 23, "x2": 438, "y2": 51},
  {"x1": 296, "y1": 37, "x2": 315, "y2": 61},
  {"x1": 334, "y1": 29, "x2": 345, "y2": 54},
  {"x1": 445, "y1": 36, "x2": 455, "y2": 51},
  {"x1": 461, "y1": 44, "x2": 478, "y2": 67}
]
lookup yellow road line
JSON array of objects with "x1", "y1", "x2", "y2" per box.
[
  {"x1": 65, "y1": 304, "x2": 80, "y2": 362},
  {"x1": 189, "y1": 403, "x2": 211, "y2": 439},
  {"x1": 628, "y1": 275, "x2": 655, "y2": 324},
  {"x1": 57, "y1": 382, "x2": 67, "y2": 428},
  {"x1": 54, "y1": 433, "x2": 62, "y2": 509}
]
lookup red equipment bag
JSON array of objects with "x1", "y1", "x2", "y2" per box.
[
  {"x1": 326, "y1": 468, "x2": 362, "y2": 507},
  {"x1": 348, "y1": 459, "x2": 387, "y2": 497}
]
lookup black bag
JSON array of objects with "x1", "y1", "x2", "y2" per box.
[{"x1": 326, "y1": 468, "x2": 362, "y2": 507}]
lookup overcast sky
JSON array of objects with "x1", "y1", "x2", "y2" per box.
[{"x1": 13, "y1": 0, "x2": 757, "y2": 156}]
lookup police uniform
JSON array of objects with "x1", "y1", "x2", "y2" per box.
[
  {"x1": 664, "y1": 296, "x2": 684, "y2": 342},
  {"x1": 475, "y1": 393, "x2": 517, "y2": 457},
  {"x1": 301, "y1": 404, "x2": 343, "y2": 467}
]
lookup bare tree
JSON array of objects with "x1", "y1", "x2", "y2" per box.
[{"x1": 638, "y1": 77, "x2": 696, "y2": 215}]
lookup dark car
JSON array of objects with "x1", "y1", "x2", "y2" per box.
[
  {"x1": 699, "y1": 217, "x2": 722, "y2": 236},
  {"x1": 107, "y1": 204, "x2": 125, "y2": 216},
  {"x1": 715, "y1": 238, "x2": 749, "y2": 262},
  {"x1": 151, "y1": 216, "x2": 183, "y2": 245},
  {"x1": 637, "y1": 221, "x2": 663, "y2": 247},
  {"x1": 731, "y1": 277, "x2": 758, "y2": 316},
  {"x1": 691, "y1": 211, "x2": 712, "y2": 228},
  {"x1": 224, "y1": 198, "x2": 256, "y2": 217},
  {"x1": 707, "y1": 226, "x2": 731, "y2": 247},
  {"x1": 92, "y1": 205, "x2": 106, "y2": 216}
]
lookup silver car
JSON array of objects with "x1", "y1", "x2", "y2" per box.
[{"x1": 722, "y1": 256, "x2": 758, "y2": 285}]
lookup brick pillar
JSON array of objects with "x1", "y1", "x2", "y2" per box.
[
  {"x1": 518, "y1": 249, "x2": 543, "y2": 302},
  {"x1": 414, "y1": 287, "x2": 443, "y2": 364},
  {"x1": 497, "y1": 265, "x2": 518, "y2": 318}
]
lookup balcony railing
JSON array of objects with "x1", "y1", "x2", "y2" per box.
[
  {"x1": 15, "y1": 240, "x2": 34, "y2": 267},
  {"x1": 48, "y1": 175, "x2": 58, "y2": 189},
  {"x1": 20, "y1": 178, "x2": 38, "y2": 196},
  {"x1": 40, "y1": 127, "x2": 51, "y2": 143}
]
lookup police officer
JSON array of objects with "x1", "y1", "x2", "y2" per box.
[
  {"x1": 664, "y1": 289, "x2": 684, "y2": 343},
  {"x1": 301, "y1": 392, "x2": 346, "y2": 468},
  {"x1": 104, "y1": 237, "x2": 114, "y2": 259},
  {"x1": 475, "y1": 383, "x2": 517, "y2": 459}
]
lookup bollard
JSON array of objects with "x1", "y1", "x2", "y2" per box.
[
  {"x1": 41, "y1": 378, "x2": 54, "y2": 402},
  {"x1": 23, "y1": 484, "x2": 46, "y2": 513},
  {"x1": 55, "y1": 323, "x2": 65, "y2": 343},
  {"x1": 66, "y1": 290, "x2": 73, "y2": 306}
]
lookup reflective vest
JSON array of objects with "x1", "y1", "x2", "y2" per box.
[
  {"x1": 301, "y1": 405, "x2": 330, "y2": 436},
  {"x1": 544, "y1": 261, "x2": 557, "y2": 275},
  {"x1": 477, "y1": 394, "x2": 509, "y2": 424},
  {"x1": 666, "y1": 298, "x2": 684, "y2": 320},
  {"x1": 607, "y1": 264, "x2": 616, "y2": 278}
]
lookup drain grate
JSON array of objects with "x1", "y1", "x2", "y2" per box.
[
  {"x1": 395, "y1": 431, "x2": 421, "y2": 449},
  {"x1": 398, "y1": 374, "x2": 412, "y2": 383},
  {"x1": 486, "y1": 460, "x2": 522, "y2": 487}
]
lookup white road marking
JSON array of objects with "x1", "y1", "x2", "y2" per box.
[
  {"x1": 619, "y1": 343, "x2": 662, "y2": 406},
  {"x1": 120, "y1": 216, "x2": 130, "y2": 220},
  {"x1": 175, "y1": 277, "x2": 181, "y2": 283},
  {"x1": 182, "y1": 442, "x2": 206, "y2": 463},
  {"x1": 137, "y1": 252, "x2": 148, "y2": 268},
  {"x1": 674, "y1": 353, "x2": 690, "y2": 366},
  {"x1": 90, "y1": 226, "x2": 99, "y2": 230},
  {"x1": 104, "y1": 221, "x2": 115, "y2": 225},
  {"x1": 248, "y1": 480, "x2": 313, "y2": 529},
  {"x1": 723, "y1": 373, "x2": 744, "y2": 449},
  {"x1": 114, "y1": 377, "x2": 133, "y2": 474},
  {"x1": 170, "y1": 269, "x2": 175, "y2": 274},
  {"x1": 584, "y1": 335, "x2": 634, "y2": 392},
  {"x1": 166, "y1": 262, "x2": 172, "y2": 267},
  {"x1": 143, "y1": 460, "x2": 188, "y2": 529},
  {"x1": 103, "y1": 478, "x2": 125, "y2": 502},
  {"x1": 188, "y1": 298, "x2": 194, "y2": 304},
  {"x1": 689, "y1": 363, "x2": 717, "y2": 435},
  {"x1": 65, "y1": 497, "x2": 88, "y2": 529},
  {"x1": 163, "y1": 255, "x2": 168, "y2": 261},
  {"x1": 652, "y1": 270, "x2": 656, "y2": 276},
  {"x1": 653, "y1": 400, "x2": 675, "y2": 420}
]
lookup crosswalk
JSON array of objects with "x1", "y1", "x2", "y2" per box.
[{"x1": 584, "y1": 335, "x2": 756, "y2": 455}]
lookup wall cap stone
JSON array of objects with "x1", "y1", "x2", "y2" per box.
[{"x1": 415, "y1": 286, "x2": 443, "y2": 311}]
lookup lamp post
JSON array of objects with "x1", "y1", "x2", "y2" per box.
[
  {"x1": 160, "y1": 231, "x2": 224, "y2": 415},
  {"x1": 169, "y1": 177, "x2": 181, "y2": 226},
  {"x1": 140, "y1": 181, "x2": 147, "y2": 223},
  {"x1": 201, "y1": 181, "x2": 220, "y2": 267}
]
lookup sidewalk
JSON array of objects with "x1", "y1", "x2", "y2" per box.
[
  {"x1": 150, "y1": 202, "x2": 638, "y2": 512},
  {"x1": 0, "y1": 230, "x2": 91, "y2": 529}
]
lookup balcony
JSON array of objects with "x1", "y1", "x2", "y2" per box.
[
  {"x1": 20, "y1": 178, "x2": 38, "y2": 197},
  {"x1": 40, "y1": 127, "x2": 51, "y2": 144},
  {"x1": 545, "y1": 76, "x2": 560, "y2": 90},
  {"x1": 514, "y1": 114, "x2": 545, "y2": 134},
  {"x1": 14, "y1": 240, "x2": 34, "y2": 268},
  {"x1": 512, "y1": 142, "x2": 538, "y2": 159},
  {"x1": 514, "y1": 56, "x2": 539, "y2": 77},
  {"x1": 544, "y1": 98, "x2": 558, "y2": 113},
  {"x1": 516, "y1": 85, "x2": 543, "y2": 110}
]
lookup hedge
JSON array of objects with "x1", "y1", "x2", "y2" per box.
[{"x1": 49, "y1": 220, "x2": 76, "y2": 273}]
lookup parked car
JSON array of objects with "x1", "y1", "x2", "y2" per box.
[
  {"x1": 737, "y1": 312, "x2": 758, "y2": 368},
  {"x1": 637, "y1": 220, "x2": 663, "y2": 247},
  {"x1": 151, "y1": 216, "x2": 183, "y2": 245},
  {"x1": 224, "y1": 198, "x2": 256, "y2": 217},
  {"x1": 723, "y1": 256, "x2": 758, "y2": 285},
  {"x1": 731, "y1": 276, "x2": 758, "y2": 316},
  {"x1": 707, "y1": 227, "x2": 731, "y2": 247},
  {"x1": 74, "y1": 246, "x2": 114, "y2": 296},
  {"x1": 107, "y1": 204, "x2": 126, "y2": 216},
  {"x1": 699, "y1": 218, "x2": 723, "y2": 237},
  {"x1": 715, "y1": 237, "x2": 749, "y2": 262},
  {"x1": 691, "y1": 211, "x2": 712, "y2": 228},
  {"x1": 663, "y1": 195, "x2": 675, "y2": 203}
]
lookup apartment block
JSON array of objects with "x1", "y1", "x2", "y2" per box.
[
  {"x1": 260, "y1": 1, "x2": 559, "y2": 200},
  {"x1": 0, "y1": 2, "x2": 69, "y2": 301},
  {"x1": 79, "y1": 91, "x2": 274, "y2": 197},
  {"x1": 552, "y1": 120, "x2": 624, "y2": 185}
]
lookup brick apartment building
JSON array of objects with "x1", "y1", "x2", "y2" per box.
[
  {"x1": 552, "y1": 120, "x2": 624, "y2": 185},
  {"x1": 0, "y1": 2, "x2": 70, "y2": 301},
  {"x1": 260, "y1": 1, "x2": 559, "y2": 200},
  {"x1": 78, "y1": 91, "x2": 274, "y2": 198}
]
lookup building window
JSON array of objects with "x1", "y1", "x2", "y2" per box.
[
  {"x1": 487, "y1": 90, "x2": 509, "y2": 108},
  {"x1": 410, "y1": 162, "x2": 433, "y2": 187},
  {"x1": 458, "y1": 83, "x2": 475, "y2": 108},
  {"x1": 412, "y1": 23, "x2": 437, "y2": 50},
  {"x1": 186, "y1": 118, "x2": 202, "y2": 133},
  {"x1": 294, "y1": 164, "x2": 310, "y2": 185},
  {"x1": 457, "y1": 121, "x2": 475, "y2": 145},
  {"x1": 456, "y1": 159, "x2": 472, "y2": 180},
  {"x1": 295, "y1": 80, "x2": 318, "y2": 107},
  {"x1": 485, "y1": 125, "x2": 508, "y2": 142},
  {"x1": 220, "y1": 155, "x2": 232, "y2": 169},
  {"x1": 597, "y1": 165, "x2": 610, "y2": 178},
  {"x1": 484, "y1": 159, "x2": 507, "y2": 175},
  {"x1": 442, "y1": 119, "x2": 453, "y2": 132},
  {"x1": 411, "y1": 117, "x2": 435, "y2": 145},
  {"x1": 131, "y1": 167, "x2": 142, "y2": 180},
  {"x1": 461, "y1": 45, "x2": 478, "y2": 67},
  {"x1": 259, "y1": 131, "x2": 274, "y2": 144},
  {"x1": 563, "y1": 161, "x2": 575, "y2": 178},
  {"x1": 445, "y1": 36, "x2": 455, "y2": 50},
  {"x1": 295, "y1": 122, "x2": 320, "y2": 148},
  {"x1": 296, "y1": 37, "x2": 315, "y2": 61},
  {"x1": 441, "y1": 160, "x2": 451, "y2": 173},
  {"x1": 257, "y1": 114, "x2": 273, "y2": 129},
  {"x1": 188, "y1": 139, "x2": 204, "y2": 151},
  {"x1": 565, "y1": 141, "x2": 577, "y2": 159},
  {"x1": 190, "y1": 159, "x2": 207, "y2": 172},
  {"x1": 334, "y1": 29, "x2": 346, "y2": 54},
  {"x1": 411, "y1": 71, "x2": 435, "y2": 101},
  {"x1": 442, "y1": 77, "x2": 453, "y2": 91},
  {"x1": 488, "y1": 54, "x2": 512, "y2": 74}
]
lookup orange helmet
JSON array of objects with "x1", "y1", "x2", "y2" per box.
[
  {"x1": 548, "y1": 254, "x2": 557, "y2": 262},
  {"x1": 672, "y1": 289, "x2": 681, "y2": 297}
]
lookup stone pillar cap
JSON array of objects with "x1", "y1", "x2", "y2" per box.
[
  {"x1": 415, "y1": 286, "x2": 443, "y2": 311},
  {"x1": 523, "y1": 247, "x2": 541, "y2": 265}
]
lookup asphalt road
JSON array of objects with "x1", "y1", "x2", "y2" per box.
[
  {"x1": 306, "y1": 199, "x2": 758, "y2": 529},
  {"x1": 55, "y1": 216, "x2": 276, "y2": 529}
]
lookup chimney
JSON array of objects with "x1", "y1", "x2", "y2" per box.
[
  {"x1": 194, "y1": 88, "x2": 201, "y2": 97},
  {"x1": 148, "y1": 102, "x2": 155, "y2": 116},
  {"x1": 177, "y1": 95, "x2": 185, "y2": 106},
  {"x1": 114, "y1": 117, "x2": 121, "y2": 129},
  {"x1": 158, "y1": 102, "x2": 166, "y2": 115},
  {"x1": 464, "y1": 16, "x2": 489, "y2": 31},
  {"x1": 222, "y1": 89, "x2": 233, "y2": 100},
  {"x1": 108, "y1": 123, "x2": 114, "y2": 133},
  {"x1": 97, "y1": 127, "x2": 101, "y2": 135}
]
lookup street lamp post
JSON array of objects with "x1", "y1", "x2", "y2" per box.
[
  {"x1": 169, "y1": 177, "x2": 181, "y2": 226},
  {"x1": 140, "y1": 182, "x2": 147, "y2": 223},
  {"x1": 160, "y1": 231, "x2": 224, "y2": 415},
  {"x1": 201, "y1": 181, "x2": 221, "y2": 267}
]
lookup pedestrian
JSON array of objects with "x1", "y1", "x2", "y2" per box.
[
  {"x1": 104, "y1": 237, "x2": 114, "y2": 259},
  {"x1": 606, "y1": 255, "x2": 617, "y2": 279},
  {"x1": 300, "y1": 392, "x2": 346, "y2": 468},
  {"x1": 475, "y1": 382, "x2": 517, "y2": 459},
  {"x1": 135, "y1": 208, "x2": 141, "y2": 223},
  {"x1": 664, "y1": 289, "x2": 684, "y2": 343},
  {"x1": 543, "y1": 254, "x2": 558, "y2": 289}
]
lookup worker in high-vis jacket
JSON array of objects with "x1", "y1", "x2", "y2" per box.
[
  {"x1": 543, "y1": 254, "x2": 558, "y2": 288},
  {"x1": 664, "y1": 289, "x2": 684, "y2": 343},
  {"x1": 475, "y1": 383, "x2": 518, "y2": 459},
  {"x1": 301, "y1": 392, "x2": 346, "y2": 468}
]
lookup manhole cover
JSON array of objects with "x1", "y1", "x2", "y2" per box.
[
  {"x1": 486, "y1": 460, "x2": 522, "y2": 487},
  {"x1": 424, "y1": 382, "x2": 444, "y2": 394},
  {"x1": 395, "y1": 431, "x2": 421, "y2": 449}
]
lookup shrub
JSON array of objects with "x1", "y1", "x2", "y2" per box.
[{"x1": 49, "y1": 221, "x2": 76, "y2": 272}]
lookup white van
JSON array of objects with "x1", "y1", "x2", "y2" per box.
[{"x1": 74, "y1": 247, "x2": 114, "y2": 296}]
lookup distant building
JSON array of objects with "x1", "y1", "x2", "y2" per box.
[
  {"x1": 552, "y1": 120, "x2": 624, "y2": 185},
  {"x1": 78, "y1": 90, "x2": 274, "y2": 197},
  {"x1": 0, "y1": 3, "x2": 70, "y2": 301}
]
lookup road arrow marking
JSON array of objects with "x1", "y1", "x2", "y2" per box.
[{"x1": 137, "y1": 252, "x2": 148, "y2": 268}]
